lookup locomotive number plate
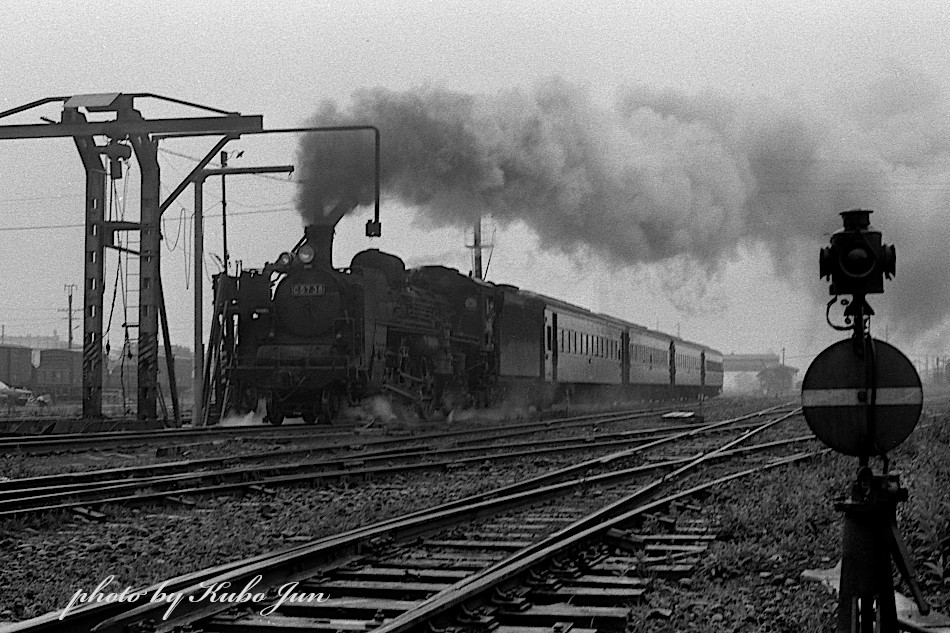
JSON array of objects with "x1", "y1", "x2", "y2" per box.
[{"x1": 292, "y1": 283, "x2": 325, "y2": 297}]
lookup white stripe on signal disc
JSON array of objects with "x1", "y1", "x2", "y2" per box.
[{"x1": 802, "y1": 387, "x2": 922, "y2": 407}]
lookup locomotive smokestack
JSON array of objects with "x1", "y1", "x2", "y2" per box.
[{"x1": 304, "y1": 224, "x2": 334, "y2": 268}]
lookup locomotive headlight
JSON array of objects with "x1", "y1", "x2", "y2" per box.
[
  {"x1": 298, "y1": 245, "x2": 315, "y2": 264},
  {"x1": 277, "y1": 252, "x2": 294, "y2": 267}
]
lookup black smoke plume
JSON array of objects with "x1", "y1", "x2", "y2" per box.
[{"x1": 296, "y1": 74, "x2": 950, "y2": 347}]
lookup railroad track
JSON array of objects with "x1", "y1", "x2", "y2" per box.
[
  {"x1": 0, "y1": 405, "x2": 689, "y2": 455},
  {"x1": 6, "y1": 405, "x2": 815, "y2": 633},
  {"x1": 0, "y1": 422, "x2": 369, "y2": 454},
  {"x1": 0, "y1": 406, "x2": 804, "y2": 518}
]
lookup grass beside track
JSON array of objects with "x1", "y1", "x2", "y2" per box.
[{"x1": 623, "y1": 402, "x2": 950, "y2": 631}]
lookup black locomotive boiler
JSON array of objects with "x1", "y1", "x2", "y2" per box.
[{"x1": 210, "y1": 224, "x2": 722, "y2": 425}]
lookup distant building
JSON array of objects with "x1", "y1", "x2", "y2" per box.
[
  {"x1": 723, "y1": 353, "x2": 781, "y2": 372},
  {"x1": 757, "y1": 364, "x2": 799, "y2": 395},
  {"x1": 723, "y1": 353, "x2": 799, "y2": 395},
  {"x1": 1, "y1": 333, "x2": 67, "y2": 350}
]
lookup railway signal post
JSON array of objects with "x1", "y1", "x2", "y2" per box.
[{"x1": 802, "y1": 209, "x2": 929, "y2": 632}]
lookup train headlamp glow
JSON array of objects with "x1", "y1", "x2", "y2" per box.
[
  {"x1": 298, "y1": 245, "x2": 315, "y2": 264},
  {"x1": 277, "y1": 252, "x2": 293, "y2": 267}
]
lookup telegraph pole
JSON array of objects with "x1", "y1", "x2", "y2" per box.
[
  {"x1": 221, "y1": 150, "x2": 229, "y2": 275},
  {"x1": 468, "y1": 216, "x2": 492, "y2": 280},
  {"x1": 61, "y1": 284, "x2": 78, "y2": 349},
  {"x1": 473, "y1": 216, "x2": 482, "y2": 279}
]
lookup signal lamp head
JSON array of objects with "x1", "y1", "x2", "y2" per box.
[
  {"x1": 298, "y1": 245, "x2": 315, "y2": 265},
  {"x1": 277, "y1": 252, "x2": 294, "y2": 268},
  {"x1": 819, "y1": 209, "x2": 894, "y2": 296}
]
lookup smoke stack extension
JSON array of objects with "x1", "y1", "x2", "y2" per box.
[{"x1": 304, "y1": 224, "x2": 334, "y2": 268}]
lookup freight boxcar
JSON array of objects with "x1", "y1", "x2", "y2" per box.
[{"x1": 0, "y1": 345, "x2": 33, "y2": 389}]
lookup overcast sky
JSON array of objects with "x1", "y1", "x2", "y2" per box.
[{"x1": 3, "y1": 1, "x2": 950, "y2": 371}]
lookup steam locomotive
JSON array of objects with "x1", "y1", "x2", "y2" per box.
[{"x1": 210, "y1": 224, "x2": 722, "y2": 425}]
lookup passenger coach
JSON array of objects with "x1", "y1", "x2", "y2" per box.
[{"x1": 493, "y1": 287, "x2": 723, "y2": 403}]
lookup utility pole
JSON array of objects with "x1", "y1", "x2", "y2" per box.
[
  {"x1": 221, "y1": 150, "x2": 229, "y2": 275},
  {"x1": 468, "y1": 215, "x2": 492, "y2": 280},
  {"x1": 472, "y1": 216, "x2": 482, "y2": 279},
  {"x1": 61, "y1": 284, "x2": 78, "y2": 349}
]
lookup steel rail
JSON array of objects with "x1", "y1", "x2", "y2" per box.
[
  {"x1": 87, "y1": 409, "x2": 804, "y2": 632},
  {"x1": 0, "y1": 424, "x2": 361, "y2": 453},
  {"x1": 0, "y1": 428, "x2": 814, "y2": 515},
  {"x1": 0, "y1": 416, "x2": 759, "y2": 494},
  {"x1": 0, "y1": 408, "x2": 805, "y2": 517},
  {"x1": 0, "y1": 414, "x2": 796, "y2": 504},
  {"x1": 373, "y1": 448, "x2": 824, "y2": 633},
  {"x1": 6, "y1": 404, "x2": 798, "y2": 632},
  {"x1": 0, "y1": 405, "x2": 671, "y2": 453}
]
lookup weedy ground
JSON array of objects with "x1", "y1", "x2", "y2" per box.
[{"x1": 627, "y1": 404, "x2": 950, "y2": 631}]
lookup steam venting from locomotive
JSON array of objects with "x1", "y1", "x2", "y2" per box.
[{"x1": 296, "y1": 72, "x2": 950, "y2": 346}]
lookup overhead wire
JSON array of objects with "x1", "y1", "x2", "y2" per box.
[
  {"x1": 157, "y1": 147, "x2": 297, "y2": 183},
  {"x1": 0, "y1": 202, "x2": 295, "y2": 233}
]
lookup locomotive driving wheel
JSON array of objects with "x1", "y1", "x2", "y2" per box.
[
  {"x1": 414, "y1": 372, "x2": 443, "y2": 420},
  {"x1": 320, "y1": 389, "x2": 342, "y2": 424},
  {"x1": 264, "y1": 395, "x2": 285, "y2": 426}
]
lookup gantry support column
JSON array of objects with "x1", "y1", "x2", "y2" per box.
[
  {"x1": 67, "y1": 108, "x2": 106, "y2": 419},
  {"x1": 0, "y1": 92, "x2": 265, "y2": 425},
  {"x1": 129, "y1": 126, "x2": 161, "y2": 423}
]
